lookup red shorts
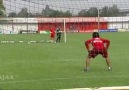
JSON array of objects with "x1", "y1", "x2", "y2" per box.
[
  {"x1": 88, "y1": 49, "x2": 108, "y2": 58},
  {"x1": 51, "y1": 34, "x2": 55, "y2": 38}
]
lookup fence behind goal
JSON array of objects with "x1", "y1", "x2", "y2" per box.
[
  {"x1": 2, "y1": 0, "x2": 129, "y2": 29},
  {"x1": 1, "y1": 0, "x2": 129, "y2": 36}
]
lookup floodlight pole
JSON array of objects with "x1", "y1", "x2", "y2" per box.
[{"x1": 97, "y1": 9, "x2": 100, "y2": 32}]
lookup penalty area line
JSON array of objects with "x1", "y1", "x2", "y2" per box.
[
  {"x1": 0, "y1": 40, "x2": 55, "y2": 43},
  {"x1": 59, "y1": 86, "x2": 129, "y2": 90},
  {"x1": 0, "y1": 75, "x2": 129, "y2": 84}
]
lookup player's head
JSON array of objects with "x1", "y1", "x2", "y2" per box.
[{"x1": 92, "y1": 32, "x2": 99, "y2": 38}]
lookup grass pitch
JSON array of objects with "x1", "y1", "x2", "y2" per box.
[{"x1": 0, "y1": 32, "x2": 129, "y2": 90}]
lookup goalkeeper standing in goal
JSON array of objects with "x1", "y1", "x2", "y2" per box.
[
  {"x1": 56, "y1": 27, "x2": 62, "y2": 43},
  {"x1": 84, "y1": 32, "x2": 112, "y2": 72}
]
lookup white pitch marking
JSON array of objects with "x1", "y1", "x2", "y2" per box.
[
  {"x1": 59, "y1": 86, "x2": 129, "y2": 90},
  {"x1": 29, "y1": 41, "x2": 36, "y2": 43},
  {"x1": 0, "y1": 75, "x2": 129, "y2": 84},
  {"x1": 9, "y1": 41, "x2": 15, "y2": 43},
  {"x1": 19, "y1": 41, "x2": 24, "y2": 43}
]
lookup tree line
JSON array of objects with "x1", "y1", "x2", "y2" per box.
[
  {"x1": 0, "y1": 0, "x2": 5, "y2": 17},
  {"x1": 0, "y1": 2, "x2": 127, "y2": 17}
]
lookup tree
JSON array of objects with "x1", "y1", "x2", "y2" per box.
[
  {"x1": 49, "y1": 10, "x2": 72, "y2": 17},
  {"x1": 0, "y1": 0, "x2": 5, "y2": 17},
  {"x1": 17, "y1": 8, "x2": 28, "y2": 17},
  {"x1": 35, "y1": 12, "x2": 42, "y2": 17},
  {"x1": 88, "y1": 7, "x2": 98, "y2": 17},
  {"x1": 100, "y1": 4, "x2": 119, "y2": 17},
  {"x1": 78, "y1": 9, "x2": 87, "y2": 16},
  {"x1": 41, "y1": 5, "x2": 72, "y2": 17},
  {"x1": 100, "y1": 6, "x2": 109, "y2": 17},
  {"x1": 8, "y1": 12, "x2": 17, "y2": 17},
  {"x1": 78, "y1": 5, "x2": 120, "y2": 17},
  {"x1": 62, "y1": 10, "x2": 72, "y2": 17},
  {"x1": 28, "y1": 12, "x2": 35, "y2": 17},
  {"x1": 78, "y1": 7, "x2": 98, "y2": 17},
  {"x1": 41, "y1": 5, "x2": 52, "y2": 17},
  {"x1": 108, "y1": 4, "x2": 119, "y2": 17}
]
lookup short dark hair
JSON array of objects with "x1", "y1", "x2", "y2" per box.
[{"x1": 92, "y1": 32, "x2": 99, "y2": 38}]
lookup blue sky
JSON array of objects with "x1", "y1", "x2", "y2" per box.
[{"x1": 3, "y1": 0, "x2": 129, "y2": 14}]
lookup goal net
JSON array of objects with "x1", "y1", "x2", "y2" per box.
[{"x1": 1, "y1": 0, "x2": 129, "y2": 42}]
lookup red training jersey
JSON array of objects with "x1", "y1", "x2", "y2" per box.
[
  {"x1": 85, "y1": 37, "x2": 110, "y2": 51},
  {"x1": 50, "y1": 28, "x2": 55, "y2": 35}
]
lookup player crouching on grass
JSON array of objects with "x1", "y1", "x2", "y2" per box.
[{"x1": 84, "y1": 32, "x2": 112, "y2": 72}]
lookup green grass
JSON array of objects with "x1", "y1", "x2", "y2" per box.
[{"x1": 0, "y1": 32, "x2": 129, "y2": 90}]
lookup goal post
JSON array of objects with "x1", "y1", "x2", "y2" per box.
[{"x1": 63, "y1": 18, "x2": 67, "y2": 43}]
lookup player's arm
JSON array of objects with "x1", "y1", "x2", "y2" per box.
[
  {"x1": 85, "y1": 40, "x2": 92, "y2": 52},
  {"x1": 106, "y1": 40, "x2": 110, "y2": 49},
  {"x1": 104, "y1": 39, "x2": 110, "y2": 49}
]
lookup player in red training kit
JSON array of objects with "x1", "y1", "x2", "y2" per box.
[
  {"x1": 84, "y1": 32, "x2": 112, "y2": 72},
  {"x1": 50, "y1": 27, "x2": 55, "y2": 42}
]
